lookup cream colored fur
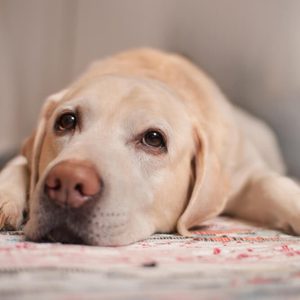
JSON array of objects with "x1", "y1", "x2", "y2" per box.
[{"x1": 0, "y1": 48, "x2": 299, "y2": 245}]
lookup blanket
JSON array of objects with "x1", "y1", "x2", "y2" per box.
[{"x1": 1, "y1": 217, "x2": 300, "y2": 299}]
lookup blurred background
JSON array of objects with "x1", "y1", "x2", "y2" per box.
[{"x1": 0, "y1": 0, "x2": 299, "y2": 175}]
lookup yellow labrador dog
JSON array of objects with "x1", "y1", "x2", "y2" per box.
[{"x1": 0, "y1": 48, "x2": 299, "y2": 246}]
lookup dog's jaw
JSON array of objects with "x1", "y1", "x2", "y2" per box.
[{"x1": 24, "y1": 184, "x2": 156, "y2": 246}]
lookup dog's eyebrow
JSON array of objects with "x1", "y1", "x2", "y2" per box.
[{"x1": 123, "y1": 85, "x2": 143, "y2": 103}]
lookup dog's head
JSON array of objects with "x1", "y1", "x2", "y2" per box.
[{"x1": 22, "y1": 74, "x2": 227, "y2": 246}]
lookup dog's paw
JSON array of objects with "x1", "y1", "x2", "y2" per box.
[{"x1": 0, "y1": 191, "x2": 24, "y2": 230}]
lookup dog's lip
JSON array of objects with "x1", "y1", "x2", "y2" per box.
[{"x1": 40, "y1": 225, "x2": 85, "y2": 244}]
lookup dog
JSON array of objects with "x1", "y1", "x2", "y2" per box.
[{"x1": 0, "y1": 48, "x2": 299, "y2": 246}]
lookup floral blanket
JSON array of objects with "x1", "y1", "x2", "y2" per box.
[{"x1": 1, "y1": 217, "x2": 300, "y2": 300}]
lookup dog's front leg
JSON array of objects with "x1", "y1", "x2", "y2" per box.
[
  {"x1": 0, "y1": 155, "x2": 29, "y2": 229},
  {"x1": 224, "y1": 171, "x2": 300, "y2": 235}
]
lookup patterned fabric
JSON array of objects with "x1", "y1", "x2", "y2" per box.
[{"x1": 1, "y1": 217, "x2": 300, "y2": 299}]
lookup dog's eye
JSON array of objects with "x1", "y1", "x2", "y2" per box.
[
  {"x1": 142, "y1": 131, "x2": 166, "y2": 148},
  {"x1": 55, "y1": 112, "x2": 77, "y2": 132}
]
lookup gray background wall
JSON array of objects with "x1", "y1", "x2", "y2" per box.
[{"x1": 0, "y1": 0, "x2": 299, "y2": 176}]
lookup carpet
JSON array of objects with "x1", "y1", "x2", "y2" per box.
[{"x1": 1, "y1": 217, "x2": 300, "y2": 300}]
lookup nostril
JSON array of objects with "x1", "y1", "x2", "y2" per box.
[
  {"x1": 74, "y1": 183, "x2": 84, "y2": 196},
  {"x1": 46, "y1": 178, "x2": 61, "y2": 190},
  {"x1": 44, "y1": 177, "x2": 62, "y2": 203},
  {"x1": 74, "y1": 182, "x2": 100, "y2": 197}
]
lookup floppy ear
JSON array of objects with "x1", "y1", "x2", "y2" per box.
[
  {"x1": 21, "y1": 90, "x2": 68, "y2": 199},
  {"x1": 177, "y1": 124, "x2": 229, "y2": 236}
]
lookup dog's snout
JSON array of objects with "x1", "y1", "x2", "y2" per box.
[{"x1": 44, "y1": 160, "x2": 101, "y2": 208}]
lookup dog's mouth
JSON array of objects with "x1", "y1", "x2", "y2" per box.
[
  {"x1": 24, "y1": 190, "x2": 132, "y2": 246},
  {"x1": 40, "y1": 225, "x2": 85, "y2": 244}
]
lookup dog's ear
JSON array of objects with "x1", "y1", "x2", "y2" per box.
[
  {"x1": 177, "y1": 124, "x2": 229, "y2": 236},
  {"x1": 21, "y1": 90, "x2": 68, "y2": 198}
]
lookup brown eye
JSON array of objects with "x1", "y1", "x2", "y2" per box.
[
  {"x1": 55, "y1": 112, "x2": 77, "y2": 132},
  {"x1": 142, "y1": 131, "x2": 166, "y2": 148}
]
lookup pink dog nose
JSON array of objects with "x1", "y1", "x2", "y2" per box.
[{"x1": 44, "y1": 160, "x2": 101, "y2": 208}]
